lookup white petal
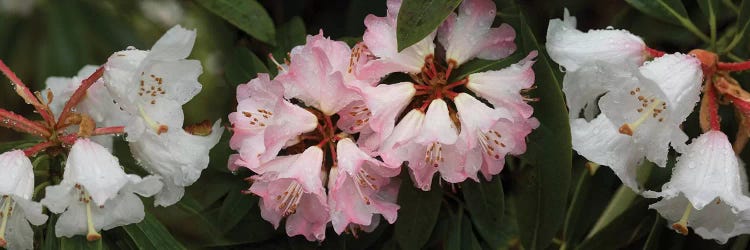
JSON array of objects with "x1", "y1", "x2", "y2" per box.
[
  {"x1": 66, "y1": 139, "x2": 130, "y2": 206},
  {"x1": 415, "y1": 99, "x2": 458, "y2": 145},
  {"x1": 0, "y1": 150, "x2": 34, "y2": 199},
  {"x1": 148, "y1": 25, "x2": 196, "y2": 61},
  {"x1": 6, "y1": 206, "x2": 34, "y2": 250},
  {"x1": 55, "y1": 202, "x2": 88, "y2": 238},
  {"x1": 545, "y1": 9, "x2": 645, "y2": 72}
]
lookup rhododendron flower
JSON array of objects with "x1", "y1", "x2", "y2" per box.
[
  {"x1": 247, "y1": 146, "x2": 329, "y2": 241},
  {"x1": 546, "y1": 9, "x2": 646, "y2": 119},
  {"x1": 600, "y1": 53, "x2": 702, "y2": 167},
  {"x1": 129, "y1": 121, "x2": 223, "y2": 206},
  {"x1": 228, "y1": 74, "x2": 318, "y2": 172},
  {"x1": 438, "y1": 0, "x2": 516, "y2": 66},
  {"x1": 103, "y1": 25, "x2": 202, "y2": 141},
  {"x1": 45, "y1": 65, "x2": 126, "y2": 126},
  {"x1": 571, "y1": 115, "x2": 644, "y2": 190},
  {"x1": 644, "y1": 131, "x2": 750, "y2": 243},
  {"x1": 41, "y1": 139, "x2": 162, "y2": 240},
  {"x1": 355, "y1": 0, "x2": 537, "y2": 188},
  {"x1": 0, "y1": 150, "x2": 47, "y2": 250},
  {"x1": 328, "y1": 138, "x2": 400, "y2": 234}
]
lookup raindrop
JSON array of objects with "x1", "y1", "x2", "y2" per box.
[
  {"x1": 70, "y1": 107, "x2": 77, "y2": 112},
  {"x1": 605, "y1": 26, "x2": 614, "y2": 30},
  {"x1": 2, "y1": 119, "x2": 9, "y2": 124},
  {"x1": 126, "y1": 46, "x2": 136, "y2": 50},
  {"x1": 558, "y1": 65, "x2": 567, "y2": 73}
]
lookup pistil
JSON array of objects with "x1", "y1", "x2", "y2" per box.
[
  {"x1": 619, "y1": 100, "x2": 664, "y2": 136},
  {"x1": 671, "y1": 204, "x2": 692, "y2": 235},
  {"x1": 138, "y1": 106, "x2": 168, "y2": 134}
]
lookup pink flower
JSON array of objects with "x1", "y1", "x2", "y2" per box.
[
  {"x1": 438, "y1": 0, "x2": 516, "y2": 66},
  {"x1": 248, "y1": 146, "x2": 330, "y2": 241},
  {"x1": 361, "y1": 0, "x2": 436, "y2": 77},
  {"x1": 380, "y1": 100, "x2": 468, "y2": 190},
  {"x1": 328, "y1": 138, "x2": 400, "y2": 234},
  {"x1": 466, "y1": 51, "x2": 537, "y2": 118},
  {"x1": 228, "y1": 74, "x2": 318, "y2": 172},
  {"x1": 276, "y1": 32, "x2": 368, "y2": 115}
]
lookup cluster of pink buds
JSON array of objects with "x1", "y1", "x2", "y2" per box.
[
  {"x1": 228, "y1": 0, "x2": 540, "y2": 241},
  {"x1": 549, "y1": 9, "x2": 750, "y2": 244},
  {"x1": 0, "y1": 25, "x2": 221, "y2": 248}
]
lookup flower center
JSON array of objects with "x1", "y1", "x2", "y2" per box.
[
  {"x1": 276, "y1": 182, "x2": 303, "y2": 216},
  {"x1": 346, "y1": 105, "x2": 371, "y2": 131},
  {"x1": 74, "y1": 184, "x2": 102, "y2": 241},
  {"x1": 424, "y1": 142, "x2": 444, "y2": 167},
  {"x1": 354, "y1": 168, "x2": 379, "y2": 205},
  {"x1": 242, "y1": 108, "x2": 274, "y2": 128},
  {"x1": 478, "y1": 130, "x2": 506, "y2": 160},
  {"x1": 0, "y1": 195, "x2": 14, "y2": 247},
  {"x1": 619, "y1": 88, "x2": 667, "y2": 136},
  {"x1": 138, "y1": 72, "x2": 167, "y2": 105}
]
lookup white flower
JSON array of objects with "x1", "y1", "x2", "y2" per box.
[
  {"x1": 546, "y1": 9, "x2": 646, "y2": 119},
  {"x1": 645, "y1": 131, "x2": 750, "y2": 243},
  {"x1": 41, "y1": 139, "x2": 162, "y2": 240},
  {"x1": 599, "y1": 53, "x2": 702, "y2": 167},
  {"x1": 571, "y1": 115, "x2": 645, "y2": 190},
  {"x1": 129, "y1": 121, "x2": 223, "y2": 206},
  {"x1": 0, "y1": 150, "x2": 47, "y2": 250},
  {"x1": 103, "y1": 25, "x2": 202, "y2": 142}
]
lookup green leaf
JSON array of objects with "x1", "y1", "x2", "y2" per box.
[
  {"x1": 642, "y1": 216, "x2": 666, "y2": 250},
  {"x1": 624, "y1": 0, "x2": 710, "y2": 42},
  {"x1": 120, "y1": 213, "x2": 185, "y2": 250},
  {"x1": 195, "y1": 0, "x2": 276, "y2": 45},
  {"x1": 218, "y1": 184, "x2": 257, "y2": 231},
  {"x1": 224, "y1": 47, "x2": 269, "y2": 86},
  {"x1": 394, "y1": 172, "x2": 443, "y2": 250},
  {"x1": 447, "y1": 213, "x2": 481, "y2": 250},
  {"x1": 60, "y1": 236, "x2": 103, "y2": 250},
  {"x1": 577, "y1": 199, "x2": 652, "y2": 250},
  {"x1": 723, "y1": 0, "x2": 750, "y2": 53},
  {"x1": 396, "y1": 0, "x2": 462, "y2": 51},
  {"x1": 561, "y1": 166, "x2": 594, "y2": 249},
  {"x1": 462, "y1": 177, "x2": 505, "y2": 249},
  {"x1": 697, "y1": 0, "x2": 718, "y2": 47},
  {"x1": 41, "y1": 214, "x2": 60, "y2": 250},
  {"x1": 498, "y1": 2, "x2": 572, "y2": 250}
]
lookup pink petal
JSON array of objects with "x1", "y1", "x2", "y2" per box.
[
  {"x1": 438, "y1": 0, "x2": 516, "y2": 65},
  {"x1": 415, "y1": 99, "x2": 458, "y2": 145},
  {"x1": 466, "y1": 51, "x2": 537, "y2": 118}
]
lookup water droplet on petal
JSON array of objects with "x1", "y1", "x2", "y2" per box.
[
  {"x1": 126, "y1": 46, "x2": 136, "y2": 50},
  {"x1": 605, "y1": 26, "x2": 614, "y2": 30},
  {"x1": 558, "y1": 65, "x2": 567, "y2": 73}
]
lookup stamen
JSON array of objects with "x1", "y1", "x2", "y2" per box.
[
  {"x1": 138, "y1": 106, "x2": 168, "y2": 134},
  {"x1": 424, "y1": 142, "x2": 444, "y2": 167},
  {"x1": 277, "y1": 182, "x2": 303, "y2": 216},
  {"x1": 619, "y1": 99, "x2": 664, "y2": 136},
  {"x1": 268, "y1": 54, "x2": 288, "y2": 72},
  {"x1": 0, "y1": 196, "x2": 12, "y2": 247},
  {"x1": 671, "y1": 204, "x2": 692, "y2": 235},
  {"x1": 477, "y1": 130, "x2": 504, "y2": 160}
]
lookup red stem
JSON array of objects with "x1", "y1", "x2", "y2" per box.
[
  {"x1": 444, "y1": 78, "x2": 468, "y2": 90},
  {"x1": 92, "y1": 126, "x2": 125, "y2": 136},
  {"x1": 57, "y1": 66, "x2": 104, "y2": 129},
  {"x1": 717, "y1": 61, "x2": 750, "y2": 72},
  {"x1": 0, "y1": 60, "x2": 56, "y2": 126},
  {"x1": 707, "y1": 80, "x2": 721, "y2": 131},
  {"x1": 0, "y1": 108, "x2": 51, "y2": 137},
  {"x1": 23, "y1": 141, "x2": 56, "y2": 156},
  {"x1": 645, "y1": 47, "x2": 666, "y2": 58},
  {"x1": 445, "y1": 61, "x2": 455, "y2": 79}
]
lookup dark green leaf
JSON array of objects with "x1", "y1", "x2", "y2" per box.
[
  {"x1": 561, "y1": 166, "x2": 594, "y2": 249},
  {"x1": 394, "y1": 172, "x2": 443, "y2": 250},
  {"x1": 498, "y1": 2, "x2": 572, "y2": 250},
  {"x1": 624, "y1": 0, "x2": 690, "y2": 25},
  {"x1": 41, "y1": 214, "x2": 60, "y2": 250},
  {"x1": 577, "y1": 199, "x2": 651, "y2": 250},
  {"x1": 195, "y1": 0, "x2": 276, "y2": 45},
  {"x1": 120, "y1": 213, "x2": 185, "y2": 250},
  {"x1": 218, "y1": 186, "x2": 257, "y2": 231},
  {"x1": 642, "y1": 216, "x2": 665, "y2": 250},
  {"x1": 462, "y1": 177, "x2": 505, "y2": 249},
  {"x1": 731, "y1": 235, "x2": 750, "y2": 250},
  {"x1": 460, "y1": 214, "x2": 482, "y2": 250},
  {"x1": 625, "y1": 0, "x2": 710, "y2": 42},
  {"x1": 0, "y1": 139, "x2": 40, "y2": 152},
  {"x1": 396, "y1": 0, "x2": 462, "y2": 51},
  {"x1": 60, "y1": 236, "x2": 103, "y2": 250},
  {"x1": 225, "y1": 47, "x2": 269, "y2": 86},
  {"x1": 697, "y1": 0, "x2": 718, "y2": 47},
  {"x1": 724, "y1": 0, "x2": 750, "y2": 53}
]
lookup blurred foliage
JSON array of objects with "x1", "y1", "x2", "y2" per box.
[{"x1": 3, "y1": 0, "x2": 750, "y2": 249}]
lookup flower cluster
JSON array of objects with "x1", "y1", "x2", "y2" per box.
[
  {"x1": 228, "y1": 0, "x2": 539, "y2": 241},
  {"x1": 0, "y1": 25, "x2": 221, "y2": 248},
  {"x1": 549, "y1": 9, "x2": 750, "y2": 243}
]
